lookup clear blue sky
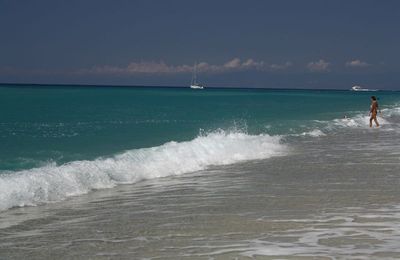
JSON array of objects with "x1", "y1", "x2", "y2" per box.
[{"x1": 1, "y1": 0, "x2": 399, "y2": 89}]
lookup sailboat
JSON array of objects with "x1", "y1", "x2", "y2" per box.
[{"x1": 190, "y1": 63, "x2": 204, "y2": 89}]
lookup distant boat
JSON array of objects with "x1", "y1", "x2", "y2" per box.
[
  {"x1": 350, "y1": 85, "x2": 377, "y2": 91},
  {"x1": 351, "y1": 85, "x2": 365, "y2": 91},
  {"x1": 190, "y1": 63, "x2": 204, "y2": 89}
]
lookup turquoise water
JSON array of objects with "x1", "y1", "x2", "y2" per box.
[
  {"x1": 1, "y1": 85, "x2": 399, "y2": 172},
  {"x1": 0, "y1": 84, "x2": 400, "y2": 212},
  {"x1": 2, "y1": 85, "x2": 400, "y2": 259}
]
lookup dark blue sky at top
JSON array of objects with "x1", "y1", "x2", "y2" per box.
[{"x1": 1, "y1": 0, "x2": 399, "y2": 89}]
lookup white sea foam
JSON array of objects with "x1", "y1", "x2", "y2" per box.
[
  {"x1": 239, "y1": 205, "x2": 400, "y2": 258},
  {"x1": 298, "y1": 129, "x2": 326, "y2": 137},
  {"x1": 290, "y1": 105, "x2": 400, "y2": 138},
  {"x1": 338, "y1": 115, "x2": 395, "y2": 133},
  {"x1": 326, "y1": 111, "x2": 392, "y2": 130},
  {"x1": 0, "y1": 131, "x2": 287, "y2": 211},
  {"x1": 332, "y1": 115, "x2": 372, "y2": 128},
  {"x1": 382, "y1": 105, "x2": 400, "y2": 117}
]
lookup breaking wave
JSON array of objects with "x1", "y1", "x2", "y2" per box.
[
  {"x1": 0, "y1": 131, "x2": 287, "y2": 211},
  {"x1": 2, "y1": 104, "x2": 399, "y2": 212}
]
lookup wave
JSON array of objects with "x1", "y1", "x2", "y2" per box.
[
  {"x1": 0, "y1": 131, "x2": 287, "y2": 211},
  {"x1": 332, "y1": 115, "x2": 388, "y2": 128},
  {"x1": 295, "y1": 129, "x2": 326, "y2": 137},
  {"x1": 288, "y1": 105, "x2": 400, "y2": 137},
  {"x1": 329, "y1": 112, "x2": 395, "y2": 130},
  {"x1": 382, "y1": 106, "x2": 400, "y2": 117},
  {"x1": 315, "y1": 105, "x2": 400, "y2": 131},
  {"x1": 2, "y1": 104, "x2": 399, "y2": 212}
]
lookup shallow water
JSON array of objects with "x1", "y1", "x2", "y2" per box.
[{"x1": 1, "y1": 126, "x2": 399, "y2": 259}]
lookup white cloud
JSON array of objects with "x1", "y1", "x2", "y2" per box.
[
  {"x1": 269, "y1": 61, "x2": 293, "y2": 70},
  {"x1": 307, "y1": 59, "x2": 330, "y2": 72},
  {"x1": 243, "y1": 59, "x2": 260, "y2": 67},
  {"x1": 80, "y1": 58, "x2": 293, "y2": 75},
  {"x1": 223, "y1": 58, "x2": 242, "y2": 69},
  {"x1": 85, "y1": 61, "x2": 192, "y2": 74},
  {"x1": 345, "y1": 59, "x2": 370, "y2": 67}
]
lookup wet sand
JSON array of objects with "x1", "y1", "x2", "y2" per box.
[{"x1": 1, "y1": 129, "x2": 400, "y2": 259}]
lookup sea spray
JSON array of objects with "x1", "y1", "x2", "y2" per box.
[{"x1": 0, "y1": 130, "x2": 287, "y2": 211}]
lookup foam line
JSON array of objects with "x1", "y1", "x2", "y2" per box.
[{"x1": 0, "y1": 131, "x2": 287, "y2": 211}]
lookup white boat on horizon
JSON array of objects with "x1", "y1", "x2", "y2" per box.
[
  {"x1": 190, "y1": 63, "x2": 204, "y2": 89},
  {"x1": 350, "y1": 85, "x2": 377, "y2": 92}
]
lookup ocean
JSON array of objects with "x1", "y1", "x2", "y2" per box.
[{"x1": 0, "y1": 84, "x2": 400, "y2": 259}]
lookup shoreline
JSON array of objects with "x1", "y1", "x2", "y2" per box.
[{"x1": 1, "y1": 132, "x2": 399, "y2": 258}]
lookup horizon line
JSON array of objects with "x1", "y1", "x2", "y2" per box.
[{"x1": 0, "y1": 82, "x2": 396, "y2": 92}]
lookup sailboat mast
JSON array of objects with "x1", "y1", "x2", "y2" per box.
[
  {"x1": 193, "y1": 62, "x2": 197, "y2": 84},
  {"x1": 191, "y1": 67, "x2": 194, "y2": 85},
  {"x1": 189, "y1": 61, "x2": 204, "y2": 89}
]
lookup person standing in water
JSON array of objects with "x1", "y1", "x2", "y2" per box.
[{"x1": 369, "y1": 96, "x2": 380, "y2": 127}]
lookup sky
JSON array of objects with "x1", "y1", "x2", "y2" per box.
[{"x1": 0, "y1": 0, "x2": 400, "y2": 89}]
